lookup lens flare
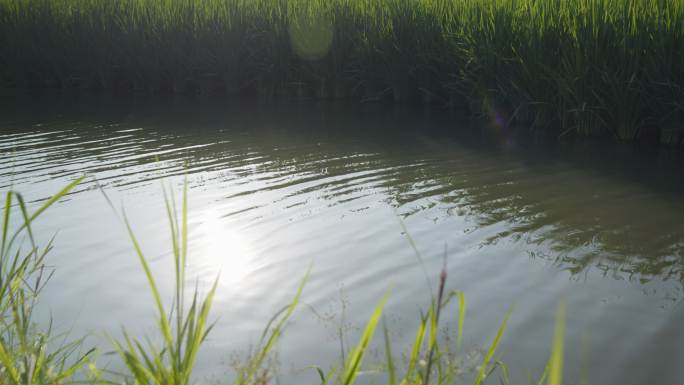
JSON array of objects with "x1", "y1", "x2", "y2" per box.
[{"x1": 288, "y1": 15, "x2": 333, "y2": 61}]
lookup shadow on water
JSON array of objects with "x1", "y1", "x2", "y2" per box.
[{"x1": 2, "y1": 92, "x2": 684, "y2": 289}]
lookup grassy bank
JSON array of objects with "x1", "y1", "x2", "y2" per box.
[
  {"x1": 0, "y1": 180, "x2": 567, "y2": 385},
  {"x1": 1, "y1": 0, "x2": 683, "y2": 144}
]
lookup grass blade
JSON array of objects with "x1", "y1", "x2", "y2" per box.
[
  {"x1": 29, "y1": 176, "x2": 84, "y2": 223},
  {"x1": 456, "y1": 291, "x2": 466, "y2": 351},
  {"x1": 382, "y1": 317, "x2": 397, "y2": 385},
  {"x1": 473, "y1": 309, "x2": 511, "y2": 385},
  {"x1": 342, "y1": 290, "x2": 390, "y2": 385},
  {"x1": 548, "y1": 301, "x2": 566, "y2": 385}
]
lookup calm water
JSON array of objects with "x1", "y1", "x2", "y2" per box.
[{"x1": 2, "y1": 94, "x2": 684, "y2": 384}]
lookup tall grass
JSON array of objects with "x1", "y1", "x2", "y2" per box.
[
  {"x1": 1, "y1": 0, "x2": 683, "y2": 144},
  {"x1": 105, "y1": 181, "x2": 220, "y2": 385},
  {"x1": 0, "y1": 178, "x2": 307, "y2": 385},
  {"x1": 0, "y1": 177, "x2": 94, "y2": 385},
  {"x1": 0, "y1": 179, "x2": 568, "y2": 384},
  {"x1": 315, "y1": 265, "x2": 567, "y2": 385}
]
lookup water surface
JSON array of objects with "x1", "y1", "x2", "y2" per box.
[{"x1": 1, "y1": 94, "x2": 684, "y2": 384}]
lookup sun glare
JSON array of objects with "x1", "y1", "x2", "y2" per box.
[{"x1": 197, "y1": 213, "x2": 255, "y2": 287}]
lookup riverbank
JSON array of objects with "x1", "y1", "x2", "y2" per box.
[{"x1": 1, "y1": 0, "x2": 683, "y2": 145}]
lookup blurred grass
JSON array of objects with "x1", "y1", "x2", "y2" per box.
[
  {"x1": 313, "y1": 270, "x2": 566, "y2": 385},
  {"x1": 106, "y1": 181, "x2": 220, "y2": 385},
  {"x1": 0, "y1": 177, "x2": 93, "y2": 385},
  {"x1": 1, "y1": 0, "x2": 683, "y2": 144},
  {"x1": 1, "y1": 179, "x2": 568, "y2": 384}
]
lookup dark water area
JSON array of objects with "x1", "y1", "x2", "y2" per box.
[{"x1": 1, "y1": 93, "x2": 684, "y2": 384}]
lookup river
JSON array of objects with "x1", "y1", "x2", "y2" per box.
[{"x1": 1, "y1": 93, "x2": 683, "y2": 384}]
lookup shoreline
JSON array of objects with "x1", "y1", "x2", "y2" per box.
[{"x1": 1, "y1": 0, "x2": 683, "y2": 145}]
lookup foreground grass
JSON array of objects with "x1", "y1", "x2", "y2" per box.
[
  {"x1": 0, "y1": 179, "x2": 567, "y2": 385},
  {"x1": 0, "y1": 178, "x2": 93, "y2": 384},
  {"x1": 1, "y1": 0, "x2": 683, "y2": 144}
]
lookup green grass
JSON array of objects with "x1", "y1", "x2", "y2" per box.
[
  {"x1": 0, "y1": 177, "x2": 94, "y2": 385},
  {"x1": 1, "y1": 0, "x2": 683, "y2": 144},
  {"x1": 1, "y1": 179, "x2": 568, "y2": 385},
  {"x1": 105, "y1": 181, "x2": 220, "y2": 385}
]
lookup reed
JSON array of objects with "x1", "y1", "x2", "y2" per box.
[
  {"x1": 97, "y1": 180, "x2": 308, "y2": 385},
  {"x1": 1, "y1": 0, "x2": 683, "y2": 144},
  {"x1": 104, "y1": 181, "x2": 220, "y2": 385},
  {"x1": 315, "y1": 265, "x2": 567, "y2": 385},
  {"x1": 0, "y1": 177, "x2": 93, "y2": 385},
  {"x1": 0, "y1": 180, "x2": 568, "y2": 384}
]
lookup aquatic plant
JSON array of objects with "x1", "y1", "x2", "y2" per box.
[
  {"x1": 104, "y1": 181, "x2": 220, "y2": 385},
  {"x1": 0, "y1": 177, "x2": 93, "y2": 385},
  {"x1": 96, "y1": 180, "x2": 308, "y2": 385},
  {"x1": 313, "y1": 264, "x2": 567, "y2": 385},
  {"x1": 0, "y1": 179, "x2": 568, "y2": 384},
  {"x1": 1, "y1": 0, "x2": 683, "y2": 144}
]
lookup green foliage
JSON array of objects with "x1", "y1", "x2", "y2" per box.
[
  {"x1": 0, "y1": 178, "x2": 306, "y2": 385},
  {"x1": 311, "y1": 275, "x2": 564, "y2": 385},
  {"x1": 0, "y1": 179, "x2": 569, "y2": 384},
  {"x1": 1, "y1": 0, "x2": 683, "y2": 143},
  {"x1": 104, "y1": 180, "x2": 307, "y2": 385},
  {"x1": 0, "y1": 177, "x2": 93, "y2": 385},
  {"x1": 472, "y1": 311, "x2": 510, "y2": 385},
  {"x1": 107, "y1": 181, "x2": 220, "y2": 385},
  {"x1": 231, "y1": 271, "x2": 308, "y2": 385},
  {"x1": 341, "y1": 291, "x2": 389, "y2": 385},
  {"x1": 548, "y1": 301, "x2": 566, "y2": 385}
]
